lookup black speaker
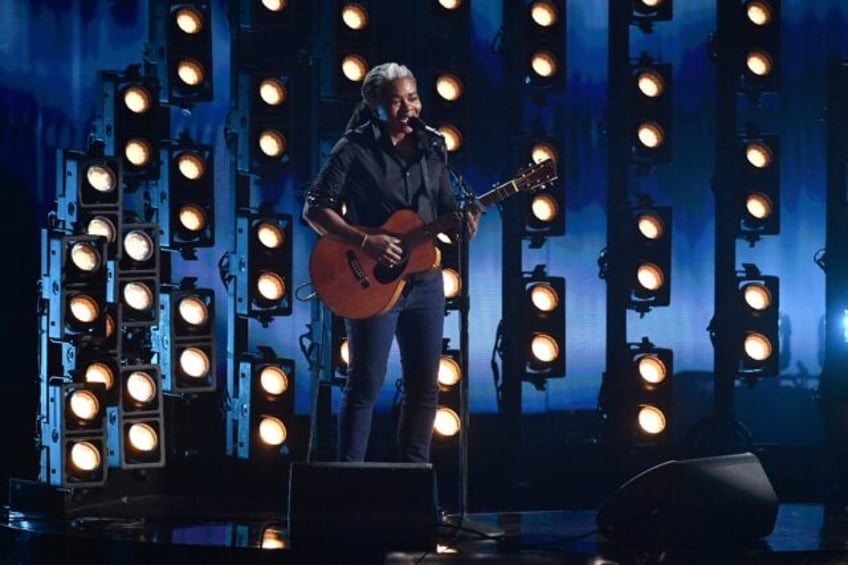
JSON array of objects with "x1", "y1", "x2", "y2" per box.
[
  {"x1": 287, "y1": 462, "x2": 439, "y2": 552},
  {"x1": 596, "y1": 452, "x2": 778, "y2": 546}
]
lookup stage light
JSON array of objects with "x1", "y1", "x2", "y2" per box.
[
  {"x1": 69, "y1": 441, "x2": 103, "y2": 473},
  {"x1": 637, "y1": 405, "x2": 667, "y2": 435},
  {"x1": 55, "y1": 148, "x2": 124, "y2": 259},
  {"x1": 341, "y1": 3, "x2": 368, "y2": 30},
  {"x1": 68, "y1": 389, "x2": 100, "y2": 423},
  {"x1": 85, "y1": 361, "x2": 117, "y2": 392},
  {"x1": 63, "y1": 383, "x2": 106, "y2": 432},
  {"x1": 230, "y1": 351, "x2": 295, "y2": 458},
  {"x1": 123, "y1": 282, "x2": 154, "y2": 312},
  {"x1": 626, "y1": 201, "x2": 671, "y2": 312},
  {"x1": 434, "y1": 407, "x2": 461, "y2": 438},
  {"x1": 154, "y1": 282, "x2": 216, "y2": 392},
  {"x1": 97, "y1": 67, "x2": 167, "y2": 185},
  {"x1": 601, "y1": 339, "x2": 673, "y2": 446},
  {"x1": 128, "y1": 422, "x2": 159, "y2": 452},
  {"x1": 85, "y1": 215, "x2": 118, "y2": 246},
  {"x1": 436, "y1": 125, "x2": 462, "y2": 153},
  {"x1": 438, "y1": 239, "x2": 464, "y2": 311},
  {"x1": 262, "y1": 0, "x2": 287, "y2": 12},
  {"x1": 630, "y1": 0, "x2": 672, "y2": 31},
  {"x1": 520, "y1": 142, "x2": 564, "y2": 247},
  {"x1": 433, "y1": 343, "x2": 463, "y2": 441},
  {"x1": 160, "y1": 139, "x2": 215, "y2": 253},
  {"x1": 235, "y1": 211, "x2": 293, "y2": 322},
  {"x1": 123, "y1": 420, "x2": 164, "y2": 464},
  {"x1": 341, "y1": 55, "x2": 369, "y2": 82},
  {"x1": 437, "y1": 0, "x2": 462, "y2": 10},
  {"x1": 430, "y1": 69, "x2": 467, "y2": 161},
  {"x1": 63, "y1": 303, "x2": 121, "y2": 406},
  {"x1": 423, "y1": 0, "x2": 471, "y2": 168},
  {"x1": 156, "y1": 2, "x2": 214, "y2": 106},
  {"x1": 521, "y1": 266, "x2": 566, "y2": 384},
  {"x1": 530, "y1": 141, "x2": 558, "y2": 165},
  {"x1": 736, "y1": 265, "x2": 779, "y2": 377},
  {"x1": 746, "y1": 0, "x2": 773, "y2": 25},
  {"x1": 443, "y1": 268, "x2": 461, "y2": 301},
  {"x1": 124, "y1": 229, "x2": 154, "y2": 263},
  {"x1": 82, "y1": 153, "x2": 116, "y2": 197},
  {"x1": 118, "y1": 223, "x2": 160, "y2": 327},
  {"x1": 260, "y1": 364, "x2": 289, "y2": 396},
  {"x1": 44, "y1": 233, "x2": 109, "y2": 342},
  {"x1": 125, "y1": 370, "x2": 157, "y2": 407},
  {"x1": 523, "y1": 0, "x2": 565, "y2": 89},
  {"x1": 630, "y1": 58, "x2": 672, "y2": 166},
  {"x1": 530, "y1": 0, "x2": 558, "y2": 27},
  {"x1": 737, "y1": 0, "x2": 780, "y2": 94},
  {"x1": 436, "y1": 74, "x2": 463, "y2": 102},
  {"x1": 253, "y1": 74, "x2": 290, "y2": 169},
  {"x1": 332, "y1": 314, "x2": 350, "y2": 375},
  {"x1": 334, "y1": 1, "x2": 373, "y2": 99},
  {"x1": 258, "y1": 417, "x2": 287, "y2": 446},
  {"x1": 738, "y1": 133, "x2": 780, "y2": 241},
  {"x1": 261, "y1": 528, "x2": 287, "y2": 550},
  {"x1": 64, "y1": 438, "x2": 107, "y2": 485},
  {"x1": 41, "y1": 382, "x2": 108, "y2": 487},
  {"x1": 231, "y1": 54, "x2": 297, "y2": 176},
  {"x1": 439, "y1": 355, "x2": 462, "y2": 388},
  {"x1": 119, "y1": 364, "x2": 165, "y2": 468}
]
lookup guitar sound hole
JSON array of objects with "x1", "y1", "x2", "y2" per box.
[{"x1": 373, "y1": 252, "x2": 408, "y2": 284}]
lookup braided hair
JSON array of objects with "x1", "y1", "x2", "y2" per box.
[{"x1": 344, "y1": 62, "x2": 416, "y2": 131}]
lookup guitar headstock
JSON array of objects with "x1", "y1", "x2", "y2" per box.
[{"x1": 515, "y1": 158, "x2": 558, "y2": 193}]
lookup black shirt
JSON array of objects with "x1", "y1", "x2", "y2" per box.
[{"x1": 305, "y1": 120, "x2": 458, "y2": 228}]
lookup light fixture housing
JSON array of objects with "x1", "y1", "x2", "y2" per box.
[
  {"x1": 626, "y1": 203, "x2": 672, "y2": 311},
  {"x1": 228, "y1": 351, "x2": 295, "y2": 459},
  {"x1": 521, "y1": 266, "x2": 566, "y2": 383}
]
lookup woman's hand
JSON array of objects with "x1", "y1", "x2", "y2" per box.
[{"x1": 362, "y1": 232, "x2": 404, "y2": 266}]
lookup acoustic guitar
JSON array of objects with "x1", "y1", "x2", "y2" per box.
[{"x1": 309, "y1": 158, "x2": 558, "y2": 319}]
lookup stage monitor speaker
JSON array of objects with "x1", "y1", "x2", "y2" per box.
[
  {"x1": 595, "y1": 451, "x2": 778, "y2": 546},
  {"x1": 287, "y1": 461, "x2": 439, "y2": 552}
]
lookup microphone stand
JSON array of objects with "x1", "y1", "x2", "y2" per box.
[{"x1": 441, "y1": 168, "x2": 505, "y2": 541}]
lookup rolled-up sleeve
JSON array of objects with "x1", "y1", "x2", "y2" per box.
[{"x1": 305, "y1": 137, "x2": 355, "y2": 211}]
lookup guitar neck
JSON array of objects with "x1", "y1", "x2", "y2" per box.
[
  {"x1": 414, "y1": 159, "x2": 557, "y2": 243},
  {"x1": 477, "y1": 179, "x2": 522, "y2": 208}
]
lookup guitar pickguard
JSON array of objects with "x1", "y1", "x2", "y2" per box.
[{"x1": 373, "y1": 251, "x2": 408, "y2": 284}]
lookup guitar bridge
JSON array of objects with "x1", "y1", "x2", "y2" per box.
[{"x1": 345, "y1": 249, "x2": 371, "y2": 289}]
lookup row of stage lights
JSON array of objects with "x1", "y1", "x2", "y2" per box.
[
  {"x1": 602, "y1": 0, "x2": 779, "y2": 446},
  {"x1": 511, "y1": 0, "x2": 567, "y2": 394},
  {"x1": 730, "y1": 0, "x2": 782, "y2": 379},
  {"x1": 606, "y1": 0, "x2": 783, "y2": 448},
  {"x1": 225, "y1": 0, "x2": 303, "y2": 460},
  {"x1": 40, "y1": 223, "x2": 210, "y2": 485},
  {"x1": 599, "y1": 0, "x2": 676, "y2": 448},
  {"x1": 39, "y1": 1, "x2": 293, "y2": 487}
]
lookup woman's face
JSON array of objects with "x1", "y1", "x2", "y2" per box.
[{"x1": 372, "y1": 77, "x2": 421, "y2": 136}]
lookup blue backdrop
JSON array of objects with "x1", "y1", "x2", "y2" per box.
[{"x1": 2, "y1": 0, "x2": 847, "y2": 447}]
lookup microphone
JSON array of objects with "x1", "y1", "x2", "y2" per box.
[{"x1": 407, "y1": 116, "x2": 444, "y2": 138}]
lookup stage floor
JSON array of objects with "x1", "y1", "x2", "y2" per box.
[{"x1": 4, "y1": 501, "x2": 848, "y2": 564}]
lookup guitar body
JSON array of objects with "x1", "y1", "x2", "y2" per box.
[{"x1": 309, "y1": 209, "x2": 441, "y2": 319}]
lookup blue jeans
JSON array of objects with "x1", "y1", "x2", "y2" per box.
[{"x1": 338, "y1": 272, "x2": 444, "y2": 463}]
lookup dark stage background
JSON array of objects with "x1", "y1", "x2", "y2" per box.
[{"x1": 3, "y1": 0, "x2": 848, "y2": 512}]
